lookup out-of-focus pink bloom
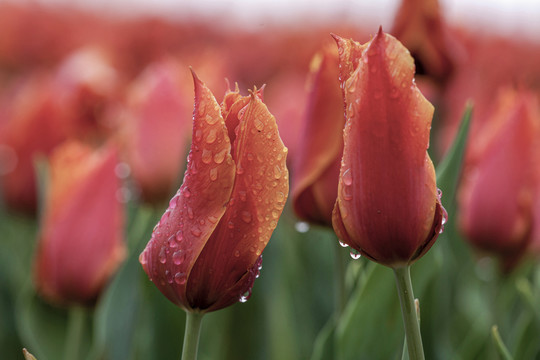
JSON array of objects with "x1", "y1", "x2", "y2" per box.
[
  {"x1": 458, "y1": 89, "x2": 540, "y2": 269},
  {"x1": 292, "y1": 44, "x2": 343, "y2": 226},
  {"x1": 331, "y1": 30, "x2": 446, "y2": 268},
  {"x1": 119, "y1": 59, "x2": 192, "y2": 203},
  {"x1": 139, "y1": 71, "x2": 288, "y2": 313},
  {"x1": 390, "y1": 0, "x2": 459, "y2": 81},
  {"x1": 34, "y1": 141, "x2": 125, "y2": 306}
]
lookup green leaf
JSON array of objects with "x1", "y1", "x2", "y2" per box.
[
  {"x1": 436, "y1": 101, "x2": 473, "y2": 203},
  {"x1": 491, "y1": 325, "x2": 514, "y2": 360}
]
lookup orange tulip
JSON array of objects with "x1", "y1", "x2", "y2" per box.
[
  {"x1": 139, "y1": 71, "x2": 289, "y2": 313},
  {"x1": 331, "y1": 29, "x2": 446, "y2": 268},
  {"x1": 458, "y1": 89, "x2": 540, "y2": 268},
  {"x1": 34, "y1": 141, "x2": 125, "y2": 306},
  {"x1": 292, "y1": 44, "x2": 344, "y2": 226}
]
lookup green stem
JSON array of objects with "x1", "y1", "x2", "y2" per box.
[
  {"x1": 181, "y1": 312, "x2": 204, "y2": 360},
  {"x1": 63, "y1": 306, "x2": 86, "y2": 360},
  {"x1": 334, "y1": 242, "x2": 347, "y2": 316},
  {"x1": 393, "y1": 266, "x2": 424, "y2": 360}
]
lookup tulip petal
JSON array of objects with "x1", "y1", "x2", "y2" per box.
[
  {"x1": 187, "y1": 90, "x2": 289, "y2": 312},
  {"x1": 139, "y1": 71, "x2": 235, "y2": 311},
  {"x1": 332, "y1": 29, "x2": 441, "y2": 267}
]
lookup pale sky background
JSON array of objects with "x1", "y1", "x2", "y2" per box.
[{"x1": 6, "y1": 0, "x2": 540, "y2": 40}]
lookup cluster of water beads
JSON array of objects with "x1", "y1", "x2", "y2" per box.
[{"x1": 338, "y1": 240, "x2": 362, "y2": 259}]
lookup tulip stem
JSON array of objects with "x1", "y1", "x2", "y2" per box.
[
  {"x1": 393, "y1": 266, "x2": 424, "y2": 360},
  {"x1": 63, "y1": 306, "x2": 86, "y2": 360},
  {"x1": 181, "y1": 311, "x2": 204, "y2": 360}
]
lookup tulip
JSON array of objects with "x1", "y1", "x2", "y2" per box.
[
  {"x1": 390, "y1": 0, "x2": 457, "y2": 80},
  {"x1": 292, "y1": 44, "x2": 344, "y2": 227},
  {"x1": 139, "y1": 70, "x2": 288, "y2": 314},
  {"x1": 331, "y1": 29, "x2": 446, "y2": 360},
  {"x1": 458, "y1": 89, "x2": 540, "y2": 269},
  {"x1": 332, "y1": 29, "x2": 446, "y2": 268},
  {"x1": 120, "y1": 59, "x2": 192, "y2": 203},
  {"x1": 33, "y1": 141, "x2": 125, "y2": 306}
]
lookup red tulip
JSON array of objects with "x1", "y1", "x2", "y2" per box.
[
  {"x1": 34, "y1": 141, "x2": 125, "y2": 306},
  {"x1": 120, "y1": 59, "x2": 192, "y2": 203},
  {"x1": 139, "y1": 71, "x2": 289, "y2": 313},
  {"x1": 292, "y1": 44, "x2": 344, "y2": 226},
  {"x1": 458, "y1": 89, "x2": 540, "y2": 266},
  {"x1": 331, "y1": 29, "x2": 446, "y2": 268}
]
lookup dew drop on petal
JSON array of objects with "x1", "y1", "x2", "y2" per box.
[
  {"x1": 205, "y1": 113, "x2": 218, "y2": 125},
  {"x1": 213, "y1": 149, "x2": 227, "y2": 164},
  {"x1": 158, "y1": 247, "x2": 167, "y2": 264},
  {"x1": 241, "y1": 211, "x2": 252, "y2": 223},
  {"x1": 205, "y1": 129, "x2": 217, "y2": 144},
  {"x1": 234, "y1": 250, "x2": 240, "y2": 257},
  {"x1": 350, "y1": 249, "x2": 361, "y2": 259},
  {"x1": 173, "y1": 250, "x2": 185, "y2": 265},
  {"x1": 174, "y1": 272, "x2": 186, "y2": 285},
  {"x1": 342, "y1": 168, "x2": 353, "y2": 186},
  {"x1": 210, "y1": 167, "x2": 218, "y2": 181},
  {"x1": 191, "y1": 227, "x2": 202, "y2": 237},
  {"x1": 339, "y1": 240, "x2": 349, "y2": 248},
  {"x1": 202, "y1": 149, "x2": 212, "y2": 164}
]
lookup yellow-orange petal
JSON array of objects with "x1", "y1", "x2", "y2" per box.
[
  {"x1": 332, "y1": 29, "x2": 441, "y2": 267},
  {"x1": 187, "y1": 90, "x2": 289, "y2": 312},
  {"x1": 139, "y1": 70, "x2": 236, "y2": 311}
]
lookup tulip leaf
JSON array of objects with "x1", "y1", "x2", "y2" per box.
[
  {"x1": 491, "y1": 325, "x2": 514, "y2": 360},
  {"x1": 435, "y1": 101, "x2": 473, "y2": 214}
]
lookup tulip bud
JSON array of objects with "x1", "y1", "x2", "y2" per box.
[
  {"x1": 331, "y1": 29, "x2": 446, "y2": 268},
  {"x1": 459, "y1": 89, "x2": 540, "y2": 268},
  {"x1": 34, "y1": 141, "x2": 125, "y2": 306},
  {"x1": 139, "y1": 71, "x2": 289, "y2": 313},
  {"x1": 292, "y1": 45, "x2": 344, "y2": 226}
]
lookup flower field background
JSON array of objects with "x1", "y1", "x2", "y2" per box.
[{"x1": 1, "y1": 1, "x2": 540, "y2": 359}]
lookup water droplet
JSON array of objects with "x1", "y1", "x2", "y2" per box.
[
  {"x1": 236, "y1": 165, "x2": 244, "y2": 175},
  {"x1": 210, "y1": 167, "x2": 218, "y2": 181},
  {"x1": 228, "y1": 221, "x2": 235, "y2": 229},
  {"x1": 207, "y1": 215, "x2": 219, "y2": 223},
  {"x1": 195, "y1": 129, "x2": 202, "y2": 141},
  {"x1": 254, "y1": 119, "x2": 264, "y2": 131},
  {"x1": 342, "y1": 168, "x2": 353, "y2": 186},
  {"x1": 350, "y1": 249, "x2": 361, "y2": 259},
  {"x1": 174, "y1": 272, "x2": 186, "y2": 285},
  {"x1": 272, "y1": 210, "x2": 279, "y2": 219},
  {"x1": 234, "y1": 250, "x2": 240, "y2": 257},
  {"x1": 239, "y1": 290, "x2": 251, "y2": 303},
  {"x1": 276, "y1": 191, "x2": 285, "y2": 203},
  {"x1": 295, "y1": 221, "x2": 310, "y2": 233},
  {"x1": 213, "y1": 149, "x2": 227, "y2": 164},
  {"x1": 206, "y1": 129, "x2": 217, "y2": 144},
  {"x1": 205, "y1": 113, "x2": 218, "y2": 125},
  {"x1": 239, "y1": 190, "x2": 247, "y2": 201},
  {"x1": 241, "y1": 211, "x2": 252, "y2": 223},
  {"x1": 139, "y1": 251, "x2": 148, "y2": 265},
  {"x1": 166, "y1": 270, "x2": 173, "y2": 283},
  {"x1": 339, "y1": 240, "x2": 348, "y2": 248},
  {"x1": 168, "y1": 236, "x2": 178, "y2": 248},
  {"x1": 183, "y1": 187, "x2": 191, "y2": 198},
  {"x1": 187, "y1": 207, "x2": 194, "y2": 219},
  {"x1": 173, "y1": 250, "x2": 185, "y2": 265},
  {"x1": 169, "y1": 195, "x2": 179, "y2": 209},
  {"x1": 158, "y1": 247, "x2": 167, "y2": 264},
  {"x1": 191, "y1": 227, "x2": 202, "y2": 237},
  {"x1": 273, "y1": 165, "x2": 282, "y2": 179},
  {"x1": 202, "y1": 149, "x2": 212, "y2": 164},
  {"x1": 176, "y1": 231, "x2": 183, "y2": 242}
]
